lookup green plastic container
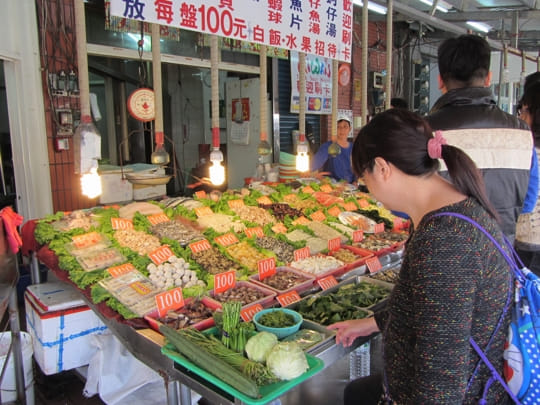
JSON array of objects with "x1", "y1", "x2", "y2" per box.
[{"x1": 162, "y1": 344, "x2": 324, "y2": 405}]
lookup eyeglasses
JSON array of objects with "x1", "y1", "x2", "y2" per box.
[{"x1": 518, "y1": 106, "x2": 529, "y2": 117}]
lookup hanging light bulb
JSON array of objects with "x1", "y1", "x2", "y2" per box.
[
  {"x1": 209, "y1": 147, "x2": 225, "y2": 185},
  {"x1": 81, "y1": 164, "x2": 102, "y2": 199}
]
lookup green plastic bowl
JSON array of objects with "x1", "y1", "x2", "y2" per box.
[{"x1": 253, "y1": 308, "x2": 303, "y2": 339}]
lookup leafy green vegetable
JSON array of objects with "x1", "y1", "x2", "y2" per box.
[
  {"x1": 245, "y1": 331, "x2": 278, "y2": 363},
  {"x1": 258, "y1": 310, "x2": 296, "y2": 328},
  {"x1": 266, "y1": 342, "x2": 308, "y2": 380}
]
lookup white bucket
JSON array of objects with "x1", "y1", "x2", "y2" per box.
[{"x1": 0, "y1": 332, "x2": 34, "y2": 405}]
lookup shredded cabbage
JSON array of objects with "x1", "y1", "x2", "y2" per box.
[
  {"x1": 266, "y1": 341, "x2": 309, "y2": 380},
  {"x1": 244, "y1": 331, "x2": 278, "y2": 363}
]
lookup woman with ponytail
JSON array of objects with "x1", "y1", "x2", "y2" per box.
[{"x1": 329, "y1": 109, "x2": 512, "y2": 404}]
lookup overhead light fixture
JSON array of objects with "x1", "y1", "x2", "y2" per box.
[
  {"x1": 466, "y1": 21, "x2": 492, "y2": 33},
  {"x1": 418, "y1": 0, "x2": 449, "y2": 13},
  {"x1": 353, "y1": 0, "x2": 387, "y2": 15}
]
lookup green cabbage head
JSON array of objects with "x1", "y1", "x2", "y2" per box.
[
  {"x1": 266, "y1": 341, "x2": 309, "y2": 380},
  {"x1": 245, "y1": 331, "x2": 278, "y2": 363}
]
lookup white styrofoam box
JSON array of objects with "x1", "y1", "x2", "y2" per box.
[
  {"x1": 99, "y1": 172, "x2": 133, "y2": 204},
  {"x1": 24, "y1": 282, "x2": 108, "y2": 375},
  {"x1": 133, "y1": 183, "x2": 167, "y2": 200}
]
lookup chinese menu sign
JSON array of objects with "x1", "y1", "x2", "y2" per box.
[
  {"x1": 109, "y1": 0, "x2": 353, "y2": 62},
  {"x1": 290, "y1": 50, "x2": 333, "y2": 114}
]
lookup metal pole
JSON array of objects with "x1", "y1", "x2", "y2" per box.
[
  {"x1": 8, "y1": 282, "x2": 27, "y2": 404},
  {"x1": 361, "y1": 0, "x2": 369, "y2": 125},
  {"x1": 385, "y1": 0, "x2": 393, "y2": 110}
]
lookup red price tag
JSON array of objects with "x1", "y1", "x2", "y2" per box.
[
  {"x1": 357, "y1": 199, "x2": 370, "y2": 208},
  {"x1": 214, "y1": 270, "x2": 236, "y2": 294},
  {"x1": 277, "y1": 290, "x2": 301, "y2": 307},
  {"x1": 302, "y1": 186, "x2": 315, "y2": 194},
  {"x1": 374, "y1": 223, "x2": 385, "y2": 233},
  {"x1": 366, "y1": 256, "x2": 382, "y2": 273},
  {"x1": 328, "y1": 237, "x2": 341, "y2": 251},
  {"x1": 228, "y1": 199, "x2": 245, "y2": 209},
  {"x1": 147, "y1": 213, "x2": 170, "y2": 225},
  {"x1": 241, "y1": 303, "x2": 263, "y2": 322},
  {"x1": 317, "y1": 275, "x2": 338, "y2": 290},
  {"x1": 272, "y1": 223, "x2": 287, "y2": 234},
  {"x1": 393, "y1": 217, "x2": 404, "y2": 231},
  {"x1": 195, "y1": 190, "x2": 207, "y2": 199},
  {"x1": 195, "y1": 206, "x2": 213, "y2": 217},
  {"x1": 294, "y1": 247, "x2": 311, "y2": 261},
  {"x1": 352, "y1": 230, "x2": 364, "y2": 243},
  {"x1": 292, "y1": 216, "x2": 311, "y2": 226},
  {"x1": 257, "y1": 196, "x2": 273, "y2": 205},
  {"x1": 189, "y1": 239, "x2": 212, "y2": 254},
  {"x1": 107, "y1": 263, "x2": 135, "y2": 278},
  {"x1": 149, "y1": 245, "x2": 175, "y2": 265},
  {"x1": 258, "y1": 257, "x2": 276, "y2": 280},
  {"x1": 155, "y1": 287, "x2": 185, "y2": 317},
  {"x1": 320, "y1": 184, "x2": 333, "y2": 192},
  {"x1": 215, "y1": 233, "x2": 239, "y2": 247},
  {"x1": 328, "y1": 206, "x2": 342, "y2": 217},
  {"x1": 130, "y1": 281, "x2": 153, "y2": 295},
  {"x1": 72, "y1": 232, "x2": 101, "y2": 248},
  {"x1": 344, "y1": 202, "x2": 357, "y2": 211},
  {"x1": 245, "y1": 227, "x2": 264, "y2": 238},
  {"x1": 111, "y1": 217, "x2": 133, "y2": 230},
  {"x1": 310, "y1": 210, "x2": 326, "y2": 222}
]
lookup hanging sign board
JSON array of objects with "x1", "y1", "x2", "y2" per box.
[{"x1": 109, "y1": 0, "x2": 353, "y2": 62}]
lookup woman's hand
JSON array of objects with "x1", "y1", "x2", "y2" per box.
[{"x1": 328, "y1": 317, "x2": 380, "y2": 347}]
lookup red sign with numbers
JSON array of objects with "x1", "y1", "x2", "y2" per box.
[
  {"x1": 72, "y1": 232, "x2": 101, "y2": 249},
  {"x1": 293, "y1": 216, "x2": 311, "y2": 226},
  {"x1": 149, "y1": 245, "x2": 174, "y2": 265},
  {"x1": 258, "y1": 257, "x2": 276, "y2": 280},
  {"x1": 215, "y1": 233, "x2": 239, "y2": 247},
  {"x1": 214, "y1": 270, "x2": 236, "y2": 294},
  {"x1": 111, "y1": 217, "x2": 133, "y2": 230},
  {"x1": 344, "y1": 202, "x2": 357, "y2": 211},
  {"x1": 272, "y1": 223, "x2": 287, "y2": 234},
  {"x1": 228, "y1": 199, "x2": 245, "y2": 209},
  {"x1": 189, "y1": 239, "x2": 212, "y2": 254},
  {"x1": 277, "y1": 290, "x2": 301, "y2": 306},
  {"x1": 317, "y1": 275, "x2": 338, "y2": 290},
  {"x1": 107, "y1": 263, "x2": 135, "y2": 278},
  {"x1": 241, "y1": 303, "x2": 263, "y2": 322},
  {"x1": 195, "y1": 206, "x2": 213, "y2": 217},
  {"x1": 310, "y1": 210, "x2": 326, "y2": 222},
  {"x1": 302, "y1": 186, "x2": 315, "y2": 194},
  {"x1": 147, "y1": 213, "x2": 169, "y2": 225},
  {"x1": 328, "y1": 237, "x2": 341, "y2": 251},
  {"x1": 155, "y1": 287, "x2": 185, "y2": 317},
  {"x1": 366, "y1": 256, "x2": 382, "y2": 273},
  {"x1": 195, "y1": 190, "x2": 207, "y2": 199},
  {"x1": 374, "y1": 223, "x2": 385, "y2": 233},
  {"x1": 320, "y1": 184, "x2": 333, "y2": 193},
  {"x1": 294, "y1": 247, "x2": 310, "y2": 261},
  {"x1": 245, "y1": 227, "x2": 264, "y2": 238},
  {"x1": 353, "y1": 230, "x2": 364, "y2": 243},
  {"x1": 257, "y1": 196, "x2": 272, "y2": 205},
  {"x1": 328, "y1": 206, "x2": 341, "y2": 217},
  {"x1": 357, "y1": 199, "x2": 370, "y2": 208}
]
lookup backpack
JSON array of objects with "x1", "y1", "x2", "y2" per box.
[{"x1": 434, "y1": 212, "x2": 540, "y2": 405}]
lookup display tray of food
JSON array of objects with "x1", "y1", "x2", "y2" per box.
[
  {"x1": 289, "y1": 254, "x2": 348, "y2": 280},
  {"x1": 327, "y1": 245, "x2": 374, "y2": 274},
  {"x1": 207, "y1": 281, "x2": 277, "y2": 309},
  {"x1": 161, "y1": 337, "x2": 324, "y2": 405},
  {"x1": 367, "y1": 265, "x2": 401, "y2": 284},
  {"x1": 321, "y1": 276, "x2": 395, "y2": 313},
  {"x1": 338, "y1": 211, "x2": 377, "y2": 233},
  {"x1": 75, "y1": 247, "x2": 126, "y2": 272},
  {"x1": 144, "y1": 296, "x2": 220, "y2": 332},
  {"x1": 249, "y1": 266, "x2": 315, "y2": 296},
  {"x1": 352, "y1": 230, "x2": 408, "y2": 257}
]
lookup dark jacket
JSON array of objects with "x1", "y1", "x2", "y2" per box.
[{"x1": 427, "y1": 87, "x2": 534, "y2": 241}]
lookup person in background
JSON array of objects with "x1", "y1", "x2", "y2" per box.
[
  {"x1": 515, "y1": 82, "x2": 540, "y2": 275},
  {"x1": 310, "y1": 115, "x2": 355, "y2": 183},
  {"x1": 390, "y1": 97, "x2": 408, "y2": 109},
  {"x1": 427, "y1": 34, "x2": 535, "y2": 242},
  {"x1": 329, "y1": 108, "x2": 512, "y2": 404}
]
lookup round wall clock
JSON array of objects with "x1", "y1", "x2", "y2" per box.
[
  {"x1": 338, "y1": 64, "x2": 351, "y2": 87},
  {"x1": 127, "y1": 87, "x2": 155, "y2": 122}
]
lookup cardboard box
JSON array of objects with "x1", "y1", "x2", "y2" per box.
[{"x1": 24, "y1": 282, "x2": 108, "y2": 375}]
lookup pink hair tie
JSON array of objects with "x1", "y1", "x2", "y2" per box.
[{"x1": 427, "y1": 130, "x2": 447, "y2": 159}]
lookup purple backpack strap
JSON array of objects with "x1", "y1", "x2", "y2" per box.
[{"x1": 432, "y1": 212, "x2": 520, "y2": 404}]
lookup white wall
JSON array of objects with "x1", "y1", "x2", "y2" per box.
[{"x1": 0, "y1": 0, "x2": 53, "y2": 221}]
